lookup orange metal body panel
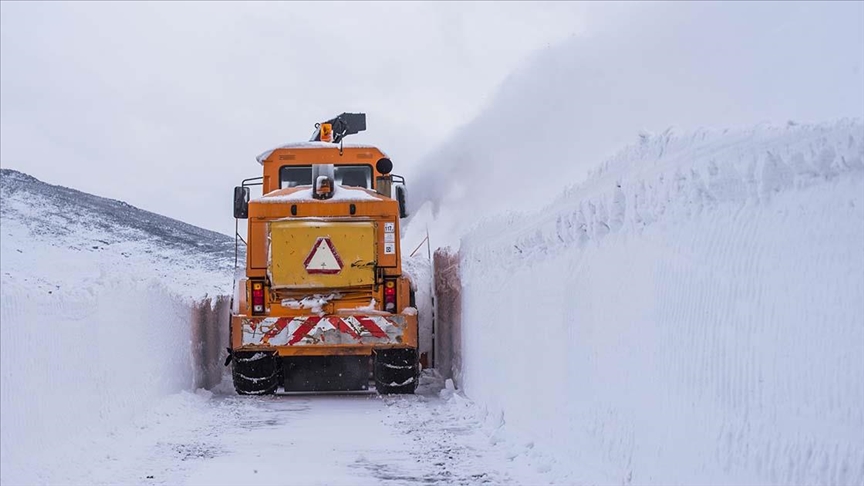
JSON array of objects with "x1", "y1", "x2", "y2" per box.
[
  {"x1": 247, "y1": 222, "x2": 268, "y2": 270},
  {"x1": 232, "y1": 143, "x2": 415, "y2": 357},
  {"x1": 260, "y1": 146, "x2": 388, "y2": 194}
]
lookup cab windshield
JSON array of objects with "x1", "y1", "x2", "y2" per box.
[{"x1": 279, "y1": 165, "x2": 373, "y2": 189}]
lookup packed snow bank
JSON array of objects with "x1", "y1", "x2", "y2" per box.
[
  {"x1": 457, "y1": 121, "x2": 864, "y2": 485},
  {"x1": 402, "y1": 254, "x2": 435, "y2": 366},
  {"x1": 0, "y1": 276, "x2": 197, "y2": 483},
  {"x1": 0, "y1": 170, "x2": 233, "y2": 484}
]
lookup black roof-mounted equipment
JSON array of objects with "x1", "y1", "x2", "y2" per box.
[{"x1": 310, "y1": 113, "x2": 366, "y2": 144}]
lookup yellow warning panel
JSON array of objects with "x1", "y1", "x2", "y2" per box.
[{"x1": 269, "y1": 220, "x2": 376, "y2": 288}]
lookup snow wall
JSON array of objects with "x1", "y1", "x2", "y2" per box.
[
  {"x1": 0, "y1": 276, "x2": 230, "y2": 484},
  {"x1": 0, "y1": 173, "x2": 232, "y2": 485},
  {"x1": 455, "y1": 121, "x2": 864, "y2": 485}
]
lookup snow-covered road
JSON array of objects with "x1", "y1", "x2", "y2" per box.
[
  {"x1": 65, "y1": 375, "x2": 552, "y2": 486},
  {"x1": 0, "y1": 169, "x2": 549, "y2": 486}
]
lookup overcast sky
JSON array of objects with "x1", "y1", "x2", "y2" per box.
[
  {"x1": 410, "y1": 1, "x2": 864, "y2": 224},
  {"x1": 1, "y1": 1, "x2": 592, "y2": 235}
]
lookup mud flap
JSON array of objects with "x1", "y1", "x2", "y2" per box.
[{"x1": 281, "y1": 355, "x2": 371, "y2": 392}]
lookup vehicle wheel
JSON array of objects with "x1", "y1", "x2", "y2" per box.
[
  {"x1": 374, "y1": 348, "x2": 418, "y2": 395},
  {"x1": 232, "y1": 351, "x2": 279, "y2": 395}
]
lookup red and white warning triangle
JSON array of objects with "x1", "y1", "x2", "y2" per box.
[{"x1": 304, "y1": 237, "x2": 343, "y2": 274}]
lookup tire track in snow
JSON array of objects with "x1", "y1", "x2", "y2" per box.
[{"x1": 67, "y1": 377, "x2": 556, "y2": 486}]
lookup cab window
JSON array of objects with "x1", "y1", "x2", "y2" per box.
[
  {"x1": 335, "y1": 166, "x2": 372, "y2": 188},
  {"x1": 280, "y1": 166, "x2": 312, "y2": 187},
  {"x1": 279, "y1": 165, "x2": 373, "y2": 189}
]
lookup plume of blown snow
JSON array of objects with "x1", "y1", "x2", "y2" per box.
[{"x1": 405, "y1": 2, "x2": 864, "y2": 248}]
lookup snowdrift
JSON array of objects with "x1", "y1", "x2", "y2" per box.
[
  {"x1": 0, "y1": 170, "x2": 233, "y2": 484},
  {"x1": 455, "y1": 120, "x2": 864, "y2": 485}
]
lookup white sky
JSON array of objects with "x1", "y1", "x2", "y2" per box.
[{"x1": 0, "y1": 1, "x2": 590, "y2": 235}]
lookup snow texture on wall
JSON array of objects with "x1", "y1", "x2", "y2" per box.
[
  {"x1": 0, "y1": 170, "x2": 233, "y2": 484},
  {"x1": 458, "y1": 120, "x2": 864, "y2": 485},
  {"x1": 402, "y1": 253, "x2": 435, "y2": 367},
  {"x1": 0, "y1": 277, "x2": 196, "y2": 483}
]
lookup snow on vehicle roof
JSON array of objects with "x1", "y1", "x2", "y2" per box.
[
  {"x1": 256, "y1": 142, "x2": 387, "y2": 164},
  {"x1": 252, "y1": 184, "x2": 383, "y2": 203}
]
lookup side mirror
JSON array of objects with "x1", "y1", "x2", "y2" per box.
[
  {"x1": 395, "y1": 185, "x2": 408, "y2": 219},
  {"x1": 233, "y1": 186, "x2": 249, "y2": 219}
]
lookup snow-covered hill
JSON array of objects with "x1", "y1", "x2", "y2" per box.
[
  {"x1": 0, "y1": 169, "x2": 234, "y2": 484},
  {"x1": 0, "y1": 168, "x2": 235, "y2": 298},
  {"x1": 453, "y1": 120, "x2": 864, "y2": 485}
]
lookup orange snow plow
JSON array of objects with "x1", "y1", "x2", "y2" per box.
[{"x1": 228, "y1": 113, "x2": 419, "y2": 395}]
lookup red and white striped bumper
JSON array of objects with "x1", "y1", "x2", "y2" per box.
[{"x1": 241, "y1": 315, "x2": 407, "y2": 346}]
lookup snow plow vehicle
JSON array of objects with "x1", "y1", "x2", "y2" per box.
[{"x1": 227, "y1": 113, "x2": 419, "y2": 395}]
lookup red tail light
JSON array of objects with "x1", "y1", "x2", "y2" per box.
[
  {"x1": 383, "y1": 280, "x2": 397, "y2": 312},
  {"x1": 251, "y1": 281, "x2": 265, "y2": 315}
]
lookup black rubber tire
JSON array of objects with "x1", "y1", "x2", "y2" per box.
[
  {"x1": 232, "y1": 351, "x2": 279, "y2": 395},
  {"x1": 374, "y1": 348, "x2": 418, "y2": 395}
]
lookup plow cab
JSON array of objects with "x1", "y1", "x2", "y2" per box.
[{"x1": 229, "y1": 113, "x2": 418, "y2": 395}]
